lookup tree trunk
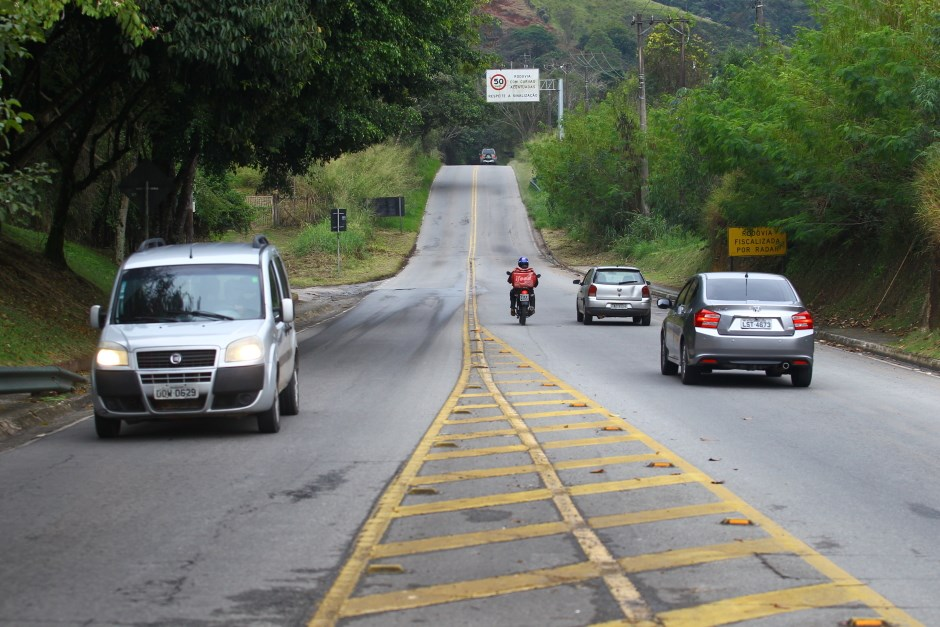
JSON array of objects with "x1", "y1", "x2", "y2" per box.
[
  {"x1": 44, "y1": 175, "x2": 75, "y2": 268},
  {"x1": 175, "y1": 148, "x2": 199, "y2": 243}
]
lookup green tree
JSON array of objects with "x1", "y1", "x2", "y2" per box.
[{"x1": 528, "y1": 82, "x2": 644, "y2": 242}]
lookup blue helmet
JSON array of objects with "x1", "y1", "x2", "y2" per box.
[{"x1": 518, "y1": 257, "x2": 529, "y2": 268}]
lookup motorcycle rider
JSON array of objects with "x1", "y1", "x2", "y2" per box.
[{"x1": 508, "y1": 256, "x2": 539, "y2": 316}]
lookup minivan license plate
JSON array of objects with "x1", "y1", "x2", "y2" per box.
[
  {"x1": 154, "y1": 385, "x2": 198, "y2": 400},
  {"x1": 740, "y1": 318, "x2": 772, "y2": 329}
]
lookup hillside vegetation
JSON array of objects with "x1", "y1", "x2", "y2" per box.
[{"x1": 518, "y1": 0, "x2": 939, "y2": 337}]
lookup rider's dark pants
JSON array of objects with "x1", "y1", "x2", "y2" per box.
[{"x1": 510, "y1": 287, "x2": 535, "y2": 309}]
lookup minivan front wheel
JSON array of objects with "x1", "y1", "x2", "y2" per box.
[
  {"x1": 257, "y1": 395, "x2": 281, "y2": 433},
  {"x1": 94, "y1": 412, "x2": 122, "y2": 439},
  {"x1": 279, "y1": 363, "x2": 300, "y2": 416}
]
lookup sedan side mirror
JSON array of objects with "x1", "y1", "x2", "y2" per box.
[
  {"x1": 572, "y1": 279, "x2": 582, "y2": 285},
  {"x1": 657, "y1": 298, "x2": 673, "y2": 309}
]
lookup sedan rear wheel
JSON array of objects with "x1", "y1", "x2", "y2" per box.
[
  {"x1": 660, "y1": 336, "x2": 678, "y2": 375},
  {"x1": 679, "y1": 343, "x2": 700, "y2": 385},
  {"x1": 791, "y1": 365, "x2": 813, "y2": 387},
  {"x1": 576, "y1": 302, "x2": 584, "y2": 322}
]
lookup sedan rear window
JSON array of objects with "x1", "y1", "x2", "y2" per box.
[{"x1": 705, "y1": 277, "x2": 797, "y2": 303}]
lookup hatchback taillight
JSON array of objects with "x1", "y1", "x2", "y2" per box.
[
  {"x1": 588, "y1": 284, "x2": 597, "y2": 296},
  {"x1": 642, "y1": 285, "x2": 650, "y2": 298},
  {"x1": 792, "y1": 310, "x2": 814, "y2": 330},
  {"x1": 694, "y1": 309, "x2": 721, "y2": 328}
]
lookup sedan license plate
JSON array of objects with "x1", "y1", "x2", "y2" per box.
[
  {"x1": 740, "y1": 317, "x2": 772, "y2": 329},
  {"x1": 154, "y1": 385, "x2": 199, "y2": 400}
]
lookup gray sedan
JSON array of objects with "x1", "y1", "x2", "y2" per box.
[
  {"x1": 573, "y1": 266, "x2": 652, "y2": 325},
  {"x1": 657, "y1": 272, "x2": 815, "y2": 386}
]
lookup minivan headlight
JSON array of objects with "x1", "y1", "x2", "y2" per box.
[
  {"x1": 96, "y1": 342, "x2": 128, "y2": 367},
  {"x1": 225, "y1": 337, "x2": 263, "y2": 363}
]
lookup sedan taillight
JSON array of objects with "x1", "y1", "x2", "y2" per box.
[
  {"x1": 792, "y1": 310, "x2": 814, "y2": 330},
  {"x1": 588, "y1": 284, "x2": 597, "y2": 296},
  {"x1": 694, "y1": 309, "x2": 721, "y2": 328}
]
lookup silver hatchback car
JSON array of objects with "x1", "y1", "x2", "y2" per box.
[
  {"x1": 657, "y1": 272, "x2": 815, "y2": 386},
  {"x1": 573, "y1": 266, "x2": 652, "y2": 325},
  {"x1": 89, "y1": 235, "x2": 299, "y2": 437}
]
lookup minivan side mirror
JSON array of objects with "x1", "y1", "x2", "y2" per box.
[
  {"x1": 280, "y1": 297, "x2": 295, "y2": 324},
  {"x1": 89, "y1": 305, "x2": 106, "y2": 329},
  {"x1": 657, "y1": 298, "x2": 672, "y2": 309}
]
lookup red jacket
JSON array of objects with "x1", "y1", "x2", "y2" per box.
[{"x1": 508, "y1": 267, "x2": 538, "y2": 289}]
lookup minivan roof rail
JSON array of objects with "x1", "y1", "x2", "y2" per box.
[{"x1": 137, "y1": 238, "x2": 166, "y2": 251}]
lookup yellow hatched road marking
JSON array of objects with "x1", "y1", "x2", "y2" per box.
[
  {"x1": 657, "y1": 582, "x2": 874, "y2": 626},
  {"x1": 443, "y1": 414, "x2": 508, "y2": 425},
  {"x1": 554, "y1": 453, "x2": 662, "y2": 470},
  {"x1": 433, "y1": 428, "x2": 517, "y2": 441},
  {"x1": 413, "y1": 464, "x2": 540, "y2": 484},
  {"x1": 393, "y1": 488, "x2": 554, "y2": 517},
  {"x1": 542, "y1": 434, "x2": 640, "y2": 448},
  {"x1": 531, "y1": 420, "x2": 624, "y2": 433},
  {"x1": 618, "y1": 537, "x2": 787, "y2": 573},
  {"x1": 520, "y1": 408, "x2": 610, "y2": 419},
  {"x1": 568, "y1": 473, "x2": 704, "y2": 496},
  {"x1": 423, "y1": 443, "x2": 528, "y2": 460},
  {"x1": 341, "y1": 561, "x2": 602, "y2": 618},
  {"x1": 590, "y1": 501, "x2": 742, "y2": 530},
  {"x1": 372, "y1": 520, "x2": 570, "y2": 558}
]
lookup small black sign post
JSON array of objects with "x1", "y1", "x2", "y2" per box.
[
  {"x1": 331, "y1": 209, "x2": 347, "y2": 273},
  {"x1": 119, "y1": 161, "x2": 172, "y2": 240}
]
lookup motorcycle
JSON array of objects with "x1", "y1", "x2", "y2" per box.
[{"x1": 507, "y1": 271, "x2": 541, "y2": 326}]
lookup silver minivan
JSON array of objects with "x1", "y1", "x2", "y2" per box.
[
  {"x1": 657, "y1": 272, "x2": 815, "y2": 386},
  {"x1": 89, "y1": 235, "x2": 299, "y2": 437}
]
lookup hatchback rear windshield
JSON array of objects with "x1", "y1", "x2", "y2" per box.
[
  {"x1": 705, "y1": 277, "x2": 797, "y2": 303},
  {"x1": 113, "y1": 264, "x2": 263, "y2": 323},
  {"x1": 594, "y1": 270, "x2": 643, "y2": 285}
]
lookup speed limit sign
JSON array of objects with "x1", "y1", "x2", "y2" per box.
[{"x1": 485, "y1": 68, "x2": 539, "y2": 102}]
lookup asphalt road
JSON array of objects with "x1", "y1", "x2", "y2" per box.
[{"x1": 1, "y1": 165, "x2": 938, "y2": 626}]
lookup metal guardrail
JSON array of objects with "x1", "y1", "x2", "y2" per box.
[{"x1": 0, "y1": 367, "x2": 88, "y2": 395}]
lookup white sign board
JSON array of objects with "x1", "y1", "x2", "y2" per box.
[{"x1": 486, "y1": 69, "x2": 540, "y2": 103}]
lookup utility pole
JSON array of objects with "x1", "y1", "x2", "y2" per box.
[{"x1": 631, "y1": 14, "x2": 690, "y2": 217}]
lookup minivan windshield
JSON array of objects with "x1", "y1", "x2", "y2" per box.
[
  {"x1": 113, "y1": 264, "x2": 263, "y2": 323},
  {"x1": 705, "y1": 277, "x2": 797, "y2": 303}
]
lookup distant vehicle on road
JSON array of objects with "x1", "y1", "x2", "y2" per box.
[
  {"x1": 479, "y1": 148, "x2": 497, "y2": 164},
  {"x1": 657, "y1": 272, "x2": 815, "y2": 386},
  {"x1": 88, "y1": 235, "x2": 300, "y2": 437},
  {"x1": 573, "y1": 266, "x2": 652, "y2": 325}
]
